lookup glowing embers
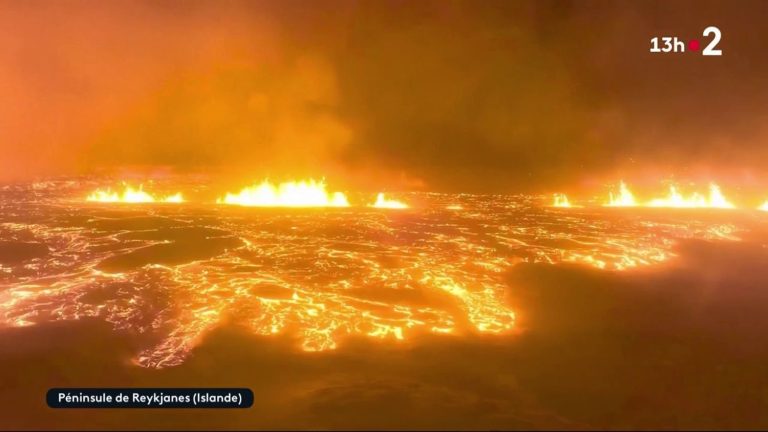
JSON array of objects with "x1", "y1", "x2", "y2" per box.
[
  {"x1": 86, "y1": 184, "x2": 184, "y2": 203},
  {"x1": 605, "y1": 181, "x2": 637, "y2": 207},
  {"x1": 369, "y1": 193, "x2": 408, "y2": 209},
  {"x1": 217, "y1": 179, "x2": 350, "y2": 207},
  {"x1": 552, "y1": 193, "x2": 573, "y2": 208}
]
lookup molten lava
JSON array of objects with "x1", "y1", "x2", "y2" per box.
[
  {"x1": 86, "y1": 184, "x2": 184, "y2": 203},
  {"x1": 164, "y1": 192, "x2": 184, "y2": 203},
  {"x1": 598, "y1": 182, "x2": 735, "y2": 209},
  {"x1": 370, "y1": 193, "x2": 409, "y2": 209},
  {"x1": 552, "y1": 193, "x2": 572, "y2": 208},
  {"x1": 218, "y1": 179, "x2": 350, "y2": 207},
  {"x1": 648, "y1": 183, "x2": 734, "y2": 209},
  {"x1": 1, "y1": 180, "x2": 746, "y2": 368},
  {"x1": 605, "y1": 181, "x2": 637, "y2": 207}
]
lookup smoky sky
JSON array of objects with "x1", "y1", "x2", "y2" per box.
[{"x1": 1, "y1": 0, "x2": 768, "y2": 191}]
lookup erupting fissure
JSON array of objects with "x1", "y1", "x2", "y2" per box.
[
  {"x1": 83, "y1": 179, "x2": 767, "y2": 211},
  {"x1": 552, "y1": 193, "x2": 572, "y2": 208},
  {"x1": 369, "y1": 193, "x2": 409, "y2": 209},
  {"x1": 556, "y1": 181, "x2": 743, "y2": 209},
  {"x1": 647, "y1": 183, "x2": 734, "y2": 209},
  {"x1": 86, "y1": 184, "x2": 184, "y2": 203},
  {"x1": 217, "y1": 179, "x2": 350, "y2": 207},
  {"x1": 605, "y1": 181, "x2": 637, "y2": 207}
]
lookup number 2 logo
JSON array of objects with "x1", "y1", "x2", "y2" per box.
[{"x1": 702, "y1": 26, "x2": 722, "y2": 56}]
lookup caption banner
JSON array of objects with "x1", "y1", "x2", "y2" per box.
[{"x1": 47, "y1": 388, "x2": 254, "y2": 408}]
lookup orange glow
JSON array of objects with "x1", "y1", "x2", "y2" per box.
[
  {"x1": 552, "y1": 193, "x2": 572, "y2": 208},
  {"x1": 759, "y1": 201, "x2": 768, "y2": 211},
  {"x1": 648, "y1": 183, "x2": 734, "y2": 209},
  {"x1": 605, "y1": 181, "x2": 637, "y2": 207},
  {"x1": 217, "y1": 179, "x2": 350, "y2": 207},
  {"x1": 370, "y1": 193, "x2": 408, "y2": 209},
  {"x1": 86, "y1": 184, "x2": 184, "y2": 203}
]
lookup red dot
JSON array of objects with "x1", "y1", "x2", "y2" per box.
[{"x1": 689, "y1": 39, "x2": 700, "y2": 51}]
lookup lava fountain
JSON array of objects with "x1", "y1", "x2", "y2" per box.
[
  {"x1": 369, "y1": 193, "x2": 409, "y2": 209},
  {"x1": 552, "y1": 193, "x2": 572, "y2": 208},
  {"x1": 605, "y1": 181, "x2": 637, "y2": 207},
  {"x1": 648, "y1": 183, "x2": 734, "y2": 209},
  {"x1": 86, "y1": 184, "x2": 184, "y2": 203},
  {"x1": 217, "y1": 179, "x2": 350, "y2": 207}
]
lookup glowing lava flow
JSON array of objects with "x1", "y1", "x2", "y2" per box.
[
  {"x1": 0, "y1": 186, "x2": 746, "y2": 368},
  {"x1": 86, "y1": 184, "x2": 184, "y2": 203},
  {"x1": 648, "y1": 183, "x2": 734, "y2": 209},
  {"x1": 605, "y1": 181, "x2": 637, "y2": 207},
  {"x1": 552, "y1": 193, "x2": 572, "y2": 208},
  {"x1": 370, "y1": 193, "x2": 409, "y2": 209},
  {"x1": 217, "y1": 179, "x2": 350, "y2": 207}
]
